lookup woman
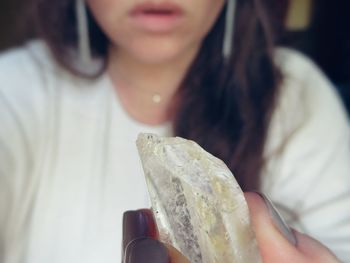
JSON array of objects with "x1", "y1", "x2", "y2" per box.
[{"x1": 0, "y1": 0, "x2": 349, "y2": 262}]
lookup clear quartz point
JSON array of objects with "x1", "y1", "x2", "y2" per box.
[{"x1": 136, "y1": 133, "x2": 262, "y2": 263}]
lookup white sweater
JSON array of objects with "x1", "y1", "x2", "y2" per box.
[{"x1": 0, "y1": 41, "x2": 349, "y2": 263}]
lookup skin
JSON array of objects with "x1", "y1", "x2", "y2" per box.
[
  {"x1": 244, "y1": 193, "x2": 340, "y2": 263},
  {"x1": 87, "y1": 0, "x2": 225, "y2": 125}
]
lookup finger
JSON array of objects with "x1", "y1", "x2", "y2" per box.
[
  {"x1": 245, "y1": 192, "x2": 340, "y2": 263},
  {"x1": 163, "y1": 243, "x2": 190, "y2": 263},
  {"x1": 122, "y1": 209, "x2": 158, "y2": 252},
  {"x1": 294, "y1": 230, "x2": 339, "y2": 262},
  {"x1": 244, "y1": 192, "x2": 302, "y2": 262},
  {"x1": 123, "y1": 209, "x2": 190, "y2": 262},
  {"x1": 124, "y1": 238, "x2": 170, "y2": 263}
]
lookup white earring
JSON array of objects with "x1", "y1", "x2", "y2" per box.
[
  {"x1": 75, "y1": 0, "x2": 92, "y2": 65},
  {"x1": 223, "y1": 0, "x2": 237, "y2": 60}
]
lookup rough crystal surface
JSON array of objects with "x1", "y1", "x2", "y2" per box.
[{"x1": 136, "y1": 133, "x2": 262, "y2": 263}]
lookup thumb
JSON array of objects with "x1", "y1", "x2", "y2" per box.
[
  {"x1": 245, "y1": 192, "x2": 299, "y2": 262},
  {"x1": 163, "y1": 243, "x2": 190, "y2": 263},
  {"x1": 124, "y1": 238, "x2": 170, "y2": 263},
  {"x1": 245, "y1": 192, "x2": 340, "y2": 263},
  {"x1": 122, "y1": 209, "x2": 189, "y2": 263}
]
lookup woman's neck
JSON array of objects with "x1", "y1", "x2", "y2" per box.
[{"x1": 107, "y1": 46, "x2": 198, "y2": 125}]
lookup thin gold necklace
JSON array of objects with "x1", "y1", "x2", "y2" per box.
[
  {"x1": 109, "y1": 58, "x2": 167, "y2": 105},
  {"x1": 152, "y1": 93, "x2": 162, "y2": 104}
]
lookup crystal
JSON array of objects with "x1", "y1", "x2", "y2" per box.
[{"x1": 136, "y1": 133, "x2": 262, "y2": 263}]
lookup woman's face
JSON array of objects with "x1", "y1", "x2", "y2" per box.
[{"x1": 87, "y1": 0, "x2": 225, "y2": 64}]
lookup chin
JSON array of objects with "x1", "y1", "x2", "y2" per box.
[
  {"x1": 135, "y1": 50, "x2": 183, "y2": 65},
  {"x1": 127, "y1": 37, "x2": 198, "y2": 65}
]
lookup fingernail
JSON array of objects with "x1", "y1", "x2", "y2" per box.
[
  {"x1": 123, "y1": 210, "x2": 158, "y2": 252},
  {"x1": 125, "y1": 238, "x2": 170, "y2": 263},
  {"x1": 254, "y1": 192, "x2": 297, "y2": 246}
]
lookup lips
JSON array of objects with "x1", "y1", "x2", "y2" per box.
[
  {"x1": 129, "y1": 2, "x2": 184, "y2": 32},
  {"x1": 130, "y1": 2, "x2": 183, "y2": 16}
]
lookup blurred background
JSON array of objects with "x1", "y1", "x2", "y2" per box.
[{"x1": 0, "y1": 0, "x2": 349, "y2": 116}]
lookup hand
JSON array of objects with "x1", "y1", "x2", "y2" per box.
[
  {"x1": 245, "y1": 192, "x2": 340, "y2": 263},
  {"x1": 122, "y1": 193, "x2": 340, "y2": 263},
  {"x1": 122, "y1": 209, "x2": 188, "y2": 263}
]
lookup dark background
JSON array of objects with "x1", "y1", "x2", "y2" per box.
[
  {"x1": 0, "y1": 0, "x2": 349, "y2": 116},
  {"x1": 280, "y1": 0, "x2": 350, "y2": 115}
]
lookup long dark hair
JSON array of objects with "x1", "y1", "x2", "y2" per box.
[{"x1": 34, "y1": 0, "x2": 281, "y2": 190}]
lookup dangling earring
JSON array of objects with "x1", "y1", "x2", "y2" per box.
[
  {"x1": 222, "y1": 0, "x2": 237, "y2": 60},
  {"x1": 75, "y1": 0, "x2": 92, "y2": 65}
]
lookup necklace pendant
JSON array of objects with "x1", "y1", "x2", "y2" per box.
[{"x1": 152, "y1": 94, "x2": 162, "y2": 104}]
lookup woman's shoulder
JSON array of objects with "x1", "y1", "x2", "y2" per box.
[
  {"x1": 0, "y1": 40, "x2": 71, "y2": 106},
  {"x1": 264, "y1": 49, "x2": 350, "y2": 257},
  {"x1": 273, "y1": 47, "x2": 348, "y2": 128},
  {"x1": 274, "y1": 47, "x2": 336, "y2": 99},
  {"x1": 275, "y1": 47, "x2": 321, "y2": 77},
  {"x1": 0, "y1": 41, "x2": 52, "y2": 159},
  {"x1": 0, "y1": 40, "x2": 61, "y2": 86},
  {"x1": 0, "y1": 41, "x2": 63, "y2": 122},
  {"x1": 265, "y1": 47, "x2": 349, "y2": 159},
  {"x1": 0, "y1": 39, "x2": 54, "y2": 69}
]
